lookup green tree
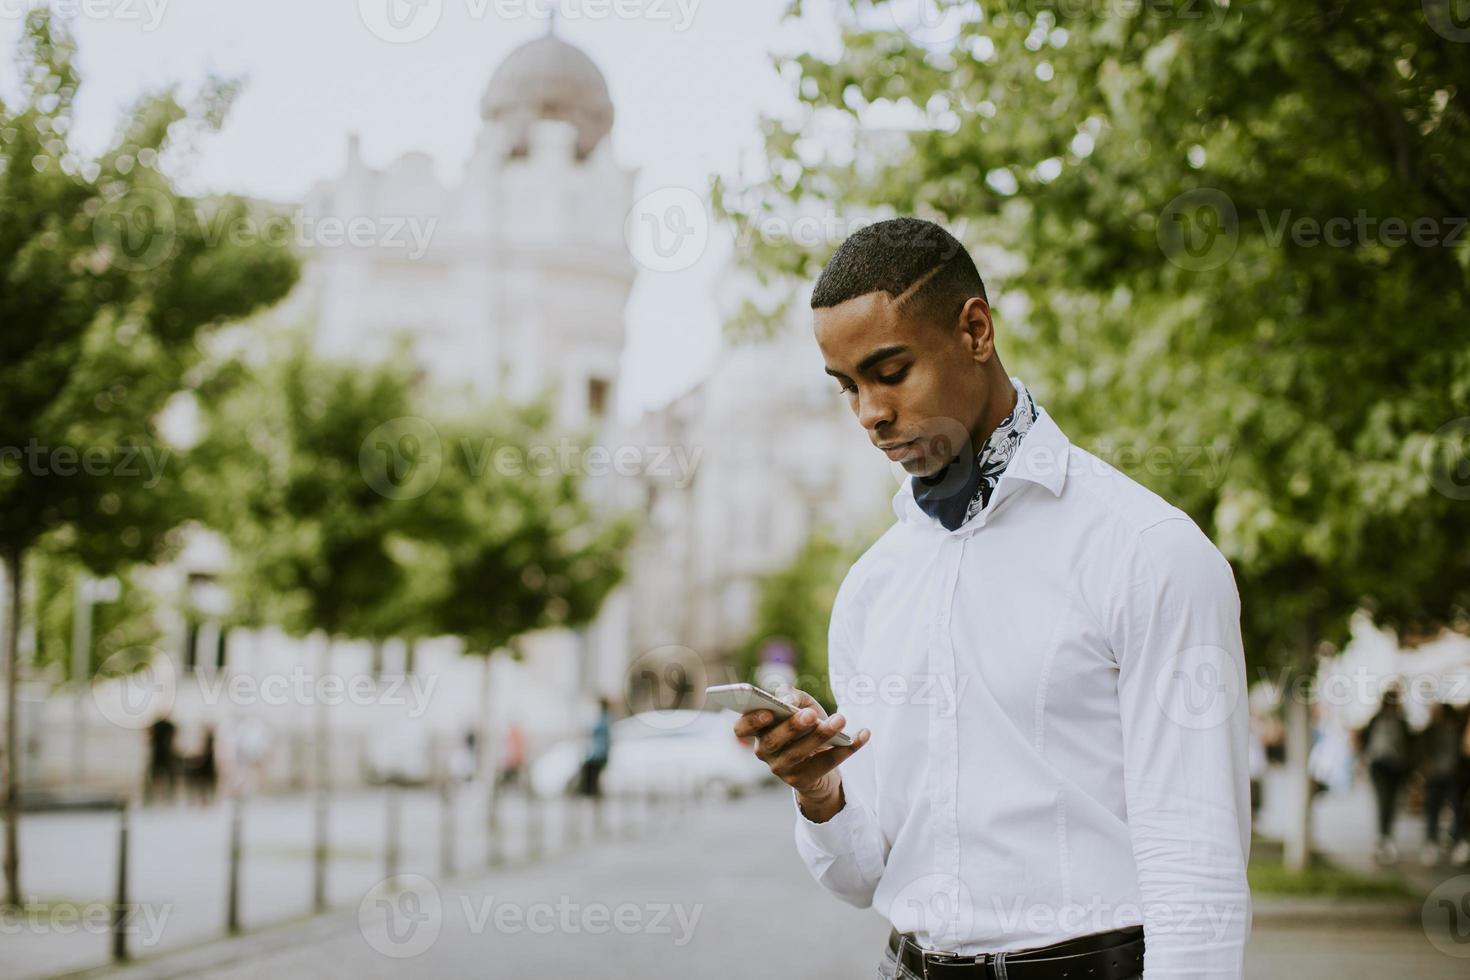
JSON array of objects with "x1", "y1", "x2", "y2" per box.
[
  {"x1": 738, "y1": 531, "x2": 870, "y2": 712},
  {"x1": 719, "y1": 0, "x2": 1470, "y2": 870},
  {"x1": 191, "y1": 336, "x2": 430, "y2": 911},
  {"x1": 0, "y1": 9, "x2": 298, "y2": 905}
]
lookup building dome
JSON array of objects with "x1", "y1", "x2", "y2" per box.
[{"x1": 480, "y1": 33, "x2": 614, "y2": 160}]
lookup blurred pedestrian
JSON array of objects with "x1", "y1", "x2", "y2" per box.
[
  {"x1": 1357, "y1": 685, "x2": 1411, "y2": 864},
  {"x1": 144, "y1": 714, "x2": 177, "y2": 805},
  {"x1": 497, "y1": 720, "x2": 526, "y2": 791},
  {"x1": 1419, "y1": 702, "x2": 1463, "y2": 865},
  {"x1": 185, "y1": 724, "x2": 219, "y2": 806},
  {"x1": 448, "y1": 729, "x2": 477, "y2": 785},
  {"x1": 1450, "y1": 705, "x2": 1470, "y2": 866},
  {"x1": 579, "y1": 698, "x2": 611, "y2": 798},
  {"x1": 225, "y1": 717, "x2": 270, "y2": 798}
]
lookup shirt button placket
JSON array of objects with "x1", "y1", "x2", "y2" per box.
[{"x1": 932, "y1": 536, "x2": 963, "y2": 946}]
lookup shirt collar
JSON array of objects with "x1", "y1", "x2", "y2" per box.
[{"x1": 890, "y1": 391, "x2": 1071, "y2": 532}]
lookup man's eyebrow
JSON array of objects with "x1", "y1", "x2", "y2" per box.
[{"x1": 824, "y1": 345, "x2": 911, "y2": 378}]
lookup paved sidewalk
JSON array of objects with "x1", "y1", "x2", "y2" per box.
[
  {"x1": 3, "y1": 784, "x2": 626, "y2": 980},
  {"x1": 33, "y1": 788, "x2": 1470, "y2": 980}
]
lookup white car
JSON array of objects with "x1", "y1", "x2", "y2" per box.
[{"x1": 528, "y1": 710, "x2": 773, "y2": 799}]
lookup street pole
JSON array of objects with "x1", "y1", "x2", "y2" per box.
[
  {"x1": 71, "y1": 573, "x2": 93, "y2": 786},
  {"x1": 70, "y1": 574, "x2": 119, "y2": 787}
]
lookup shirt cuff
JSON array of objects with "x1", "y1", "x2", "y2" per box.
[{"x1": 791, "y1": 785, "x2": 869, "y2": 856}]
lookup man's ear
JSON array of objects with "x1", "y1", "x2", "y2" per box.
[{"x1": 961, "y1": 297, "x2": 995, "y2": 362}]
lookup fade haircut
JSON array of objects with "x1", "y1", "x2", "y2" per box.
[{"x1": 810, "y1": 217, "x2": 988, "y2": 330}]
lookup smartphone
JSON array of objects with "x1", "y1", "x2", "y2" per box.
[{"x1": 704, "y1": 683, "x2": 853, "y2": 747}]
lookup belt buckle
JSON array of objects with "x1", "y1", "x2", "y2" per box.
[{"x1": 922, "y1": 944, "x2": 989, "y2": 979}]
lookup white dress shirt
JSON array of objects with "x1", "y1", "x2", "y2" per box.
[{"x1": 793, "y1": 399, "x2": 1252, "y2": 979}]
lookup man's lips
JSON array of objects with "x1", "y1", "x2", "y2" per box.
[{"x1": 879, "y1": 439, "x2": 918, "y2": 460}]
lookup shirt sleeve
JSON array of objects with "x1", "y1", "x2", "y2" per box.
[
  {"x1": 792, "y1": 577, "x2": 889, "y2": 909},
  {"x1": 1110, "y1": 517, "x2": 1252, "y2": 980}
]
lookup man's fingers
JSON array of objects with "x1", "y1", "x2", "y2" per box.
[
  {"x1": 731, "y1": 709, "x2": 774, "y2": 739},
  {"x1": 755, "y1": 706, "x2": 828, "y2": 759},
  {"x1": 767, "y1": 714, "x2": 855, "y2": 772},
  {"x1": 777, "y1": 730, "x2": 870, "y2": 787}
]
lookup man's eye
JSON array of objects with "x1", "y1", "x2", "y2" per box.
[
  {"x1": 838, "y1": 381, "x2": 857, "y2": 395},
  {"x1": 878, "y1": 367, "x2": 910, "y2": 384}
]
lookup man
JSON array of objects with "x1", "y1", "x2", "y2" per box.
[
  {"x1": 733, "y1": 218, "x2": 1251, "y2": 979},
  {"x1": 580, "y1": 697, "x2": 612, "y2": 798}
]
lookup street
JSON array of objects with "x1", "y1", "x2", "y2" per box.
[{"x1": 14, "y1": 785, "x2": 1464, "y2": 980}]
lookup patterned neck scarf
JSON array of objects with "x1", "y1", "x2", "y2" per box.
[{"x1": 911, "y1": 378, "x2": 1038, "y2": 531}]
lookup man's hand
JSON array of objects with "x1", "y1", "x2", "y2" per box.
[{"x1": 732, "y1": 687, "x2": 870, "y2": 823}]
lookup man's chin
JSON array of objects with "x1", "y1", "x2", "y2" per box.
[{"x1": 899, "y1": 454, "x2": 943, "y2": 478}]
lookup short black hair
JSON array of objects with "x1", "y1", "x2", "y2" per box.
[{"x1": 810, "y1": 217, "x2": 987, "y2": 328}]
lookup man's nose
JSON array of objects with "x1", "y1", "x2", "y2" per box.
[{"x1": 856, "y1": 387, "x2": 895, "y2": 432}]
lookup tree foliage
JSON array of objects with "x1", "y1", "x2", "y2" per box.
[{"x1": 718, "y1": 0, "x2": 1470, "y2": 675}]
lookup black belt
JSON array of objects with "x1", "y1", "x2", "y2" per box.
[{"x1": 886, "y1": 924, "x2": 1144, "y2": 980}]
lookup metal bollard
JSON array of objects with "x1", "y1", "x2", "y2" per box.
[
  {"x1": 525, "y1": 790, "x2": 542, "y2": 862},
  {"x1": 225, "y1": 796, "x2": 243, "y2": 934},
  {"x1": 112, "y1": 803, "x2": 129, "y2": 962},
  {"x1": 487, "y1": 782, "x2": 503, "y2": 868},
  {"x1": 384, "y1": 783, "x2": 401, "y2": 882},
  {"x1": 439, "y1": 780, "x2": 455, "y2": 879}
]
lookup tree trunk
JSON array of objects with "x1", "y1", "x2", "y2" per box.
[
  {"x1": 3, "y1": 548, "x2": 24, "y2": 908},
  {"x1": 312, "y1": 633, "x2": 332, "y2": 912},
  {"x1": 1282, "y1": 625, "x2": 1319, "y2": 874},
  {"x1": 1283, "y1": 677, "x2": 1314, "y2": 872}
]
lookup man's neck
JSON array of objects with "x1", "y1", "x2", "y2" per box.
[{"x1": 969, "y1": 374, "x2": 1018, "y2": 454}]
